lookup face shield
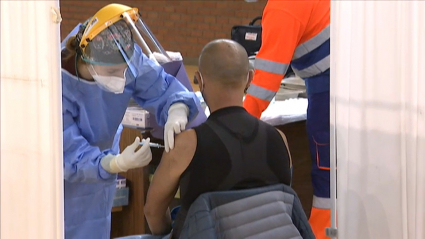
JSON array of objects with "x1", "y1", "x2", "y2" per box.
[
  {"x1": 121, "y1": 12, "x2": 171, "y2": 63},
  {"x1": 78, "y1": 4, "x2": 171, "y2": 93}
]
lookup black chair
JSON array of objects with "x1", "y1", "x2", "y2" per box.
[{"x1": 116, "y1": 184, "x2": 314, "y2": 239}]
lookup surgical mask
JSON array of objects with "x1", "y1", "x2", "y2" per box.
[
  {"x1": 93, "y1": 75, "x2": 126, "y2": 94},
  {"x1": 88, "y1": 65, "x2": 129, "y2": 94}
]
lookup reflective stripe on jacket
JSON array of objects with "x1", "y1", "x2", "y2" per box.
[{"x1": 244, "y1": 0, "x2": 330, "y2": 118}]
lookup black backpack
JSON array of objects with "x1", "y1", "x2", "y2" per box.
[
  {"x1": 231, "y1": 16, "x2": 262, "y2": 56},
  {"x1": 230, "y1": 16, "x2": 295, "y2": 78}
]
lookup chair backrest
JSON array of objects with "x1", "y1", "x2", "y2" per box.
[{"x1": 179, "y1": 184, "x2": 315, "y2": 239}]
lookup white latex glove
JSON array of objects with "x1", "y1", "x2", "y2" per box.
[
  {"x1": 101, "y1": 137, "x2": 152, "y2": 174},
  {"x1": 164, "y1": 103, "x2": 189, "y2": 152}
]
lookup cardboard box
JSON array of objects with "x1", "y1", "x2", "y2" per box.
[
  {"x1": 116, "y1": 175, "x2": 126, "y2": 189},
  {"x1": 122, "y1": 106, "x2": 151, "y2": 129},
  {"x1": 113, "y1": 187, "x2": 130, "y2": 207}
]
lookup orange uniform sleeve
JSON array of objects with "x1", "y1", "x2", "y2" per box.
[{"x1": 244, "y1": 3, "x2": 306, "y2": 118}]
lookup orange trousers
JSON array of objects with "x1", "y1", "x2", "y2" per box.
[{"x1": 309, "y1": 207, "x2": 331, "y2": 239}]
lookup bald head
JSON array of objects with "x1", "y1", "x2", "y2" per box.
[{"x1": 198, "y1": 39, "x2": 249, "y2": 87}]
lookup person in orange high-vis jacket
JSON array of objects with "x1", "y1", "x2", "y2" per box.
[{"x1": 243, "y1": 1, "x2": 331, "y2": 238}]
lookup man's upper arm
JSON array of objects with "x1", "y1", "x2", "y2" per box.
[
  {"x1": 244, "y1": 6, "x2": 306, "y2": 118},
  {"x1": 145, "y1": 129, "x2": 197, "y2": 216}
]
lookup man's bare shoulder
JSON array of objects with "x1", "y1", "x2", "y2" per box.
[
  {"x1": 174, "y1": 129, "x2": 197, "y2": 153},
  {"x1": 163, "y1": 129, "x2": 197, "y2": 174}
]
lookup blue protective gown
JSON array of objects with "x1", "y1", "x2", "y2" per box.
[{"x1": 62, "y1": 35, "x2": 200, "y2": 238}]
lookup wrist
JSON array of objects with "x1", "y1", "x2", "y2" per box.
[
  {"x1": 99, "y1": 157, "x2": 117, "y2": 179},
  {"x1": 102, "y1": 154, "x2": 127, "y2": 173},
  {"x1": 168, "y1": 102, "x2": 189, "y2": 115},
  {"x1": 113, "y1": 155, "x2": 127, "y2": 172}
]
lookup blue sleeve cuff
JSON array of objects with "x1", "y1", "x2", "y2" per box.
[{"x1": 98, "y1": 160, "x2": 117, "y2": 181}]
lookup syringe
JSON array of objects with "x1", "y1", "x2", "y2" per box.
[{"x1": 139, "y1": 142, "x2": 165, "y2": 148}]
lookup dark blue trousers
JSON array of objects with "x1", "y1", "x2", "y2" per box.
[{"x1": 305, "y1": 82, "x2": 330, "y2": 199}]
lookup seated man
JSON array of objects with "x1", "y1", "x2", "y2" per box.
[{"x1": 144, "y1": 39, "x2": 293, "y2": 238}]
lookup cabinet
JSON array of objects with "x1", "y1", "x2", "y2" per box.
[{"x1": 110, "y1": 127, "x2": 151, "y2": 238}]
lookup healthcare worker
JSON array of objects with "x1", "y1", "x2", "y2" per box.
[
  {"x1": 61, "y1": 3, "x2": 200, "y2": 239},
  {"x1": 243, "y1": 0, "x2": 331, "y2": 238}
]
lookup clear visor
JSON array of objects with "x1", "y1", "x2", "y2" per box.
[
  {"x1": 87, "y1": 63, "x2": 127, "y2": 79},
  {"x1": 122, "y1": 12, "x2": 171, "y2": 62},
  {"x1": 81, "y1": 11, "x2": 170, "y2": 80}
]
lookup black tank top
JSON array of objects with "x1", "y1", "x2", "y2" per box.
[{"x1": 172, "y1": 106, "x2": 291, "y2": 238}]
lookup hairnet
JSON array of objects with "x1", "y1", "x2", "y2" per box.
[{"x1": 83, "y1": 20, "x2": 135, "y2": 65}]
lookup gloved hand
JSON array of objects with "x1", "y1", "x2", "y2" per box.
[
  {"x1": 164, "y1": 103, "x2": 189, "y2": 152},
  {"x1": 101, "y1": 137, "x2": 152, "y2": 174}
]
